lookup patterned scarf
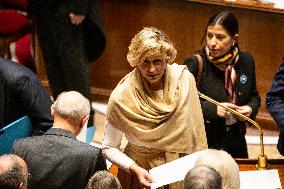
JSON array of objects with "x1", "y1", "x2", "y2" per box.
[{"x1": 206, "y1": 46, "x2": 239, "y2": 103}]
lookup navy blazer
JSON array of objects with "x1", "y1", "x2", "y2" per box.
[
  {"x1": 266, "y1": 58, "x2": 284, "y2": 155},
  {"x1": 12, "y1": 128, "x2": 107, "y2": 189},
  {"x1": 0, "y1": 57, "x2": 52, "y2": 134}
]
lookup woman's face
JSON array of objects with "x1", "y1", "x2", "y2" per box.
[
  {"x1": 138, "y1": 50, "x2": 167, "y2": 90},
  {"x1": 206, "y1": 24, "x2": 237, "y2": 58}
]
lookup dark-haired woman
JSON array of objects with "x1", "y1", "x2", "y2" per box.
[{"x1": 184, "y1": 11, "x2": 261, "y2": 158}]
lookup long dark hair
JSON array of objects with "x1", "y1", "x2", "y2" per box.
[{"x1": 198, "y1": 11, "x2": 239, "y2": 52}]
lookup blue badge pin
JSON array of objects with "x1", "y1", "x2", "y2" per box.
[{"x1": 240, "y1": 75, "x2": 247, "y2": 84}]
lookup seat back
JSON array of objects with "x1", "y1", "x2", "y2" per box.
[
  {"x1": 86, "y1": 125, "x2": 96, "y2": 144},
  {"x1": 0, "y1": 116, "x2": 32, "y2": 155}
]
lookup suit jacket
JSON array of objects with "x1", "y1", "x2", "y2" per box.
[
  {"x1": 266, "y1": 58, "x2": 284, "y2": 155},
  {"x1": 12, "y1": 128, "x2": 107, "y2": 189},
  {"x1": 0, "y1": 57, "x2": 52, "y2": 134},
  {"x1": 184, "y1": 49, "x2": 261, "y2": 147}
]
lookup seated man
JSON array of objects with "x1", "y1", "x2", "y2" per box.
[
  {"x1": 194, "y1": 149, "x2": 240, "y2": 189},
  {"x1": 86, "y1": 170, "x2": 122, "y2": 189},
  {"x1": 184, "y1": 165, "x2": 222, "y2": 189},
  {"x1": 0, "y1": 57, "x2": 52, "y2": 135},
  {"x1": 0, "y1": 154, "x2": 30, "y2": 189},
  {"x1": 12, "y1": 91, "x2": 107, "y2": 189}
]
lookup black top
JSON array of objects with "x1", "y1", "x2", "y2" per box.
[
  {"x1": 184, "y1": 48, "x2": 261, "y2": 157},
  {"x1": 0, "y1": 57, "x2": 52, "y2": 134}
]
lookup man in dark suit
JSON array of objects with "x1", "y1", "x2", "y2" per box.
[
  {"x1": 266, "y1": 58, "x2": 284, "y2": 155},
  {"x1": 0, "y1": 57, "x2": 52, "y2": 135},
  {"x1": 12, "y1": 91, "x2": 107, "y2": 189}
]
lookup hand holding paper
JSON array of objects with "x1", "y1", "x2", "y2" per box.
[{"x1": 129, "y1": 163, "x2": 154, "y2": 188}]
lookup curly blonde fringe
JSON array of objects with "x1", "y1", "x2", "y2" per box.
[{"x1": 127, "y1": 27, "x2": 177, "y2": 67}]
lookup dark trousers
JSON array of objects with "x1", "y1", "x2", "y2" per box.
[
  {"x1": 206, "y1": 123, "x2": 248, "y2": 158},
  {"x1": 33, "y1": 2, "x2": 90, "y2": 100}
]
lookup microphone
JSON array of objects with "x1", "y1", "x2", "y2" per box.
[{"x1": 198, "y1": 92, "x2": 270, "y2": 170}]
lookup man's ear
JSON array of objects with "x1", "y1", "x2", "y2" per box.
[
  {"x1": 51, "y1": 104, "x2": 55, "y2": 116},
  {"x1": 80, "y1": 115, "x2": 90, "y2": 129},
  {"x1": 18, "y1": 181, "x2": 25, "y2": 189}
]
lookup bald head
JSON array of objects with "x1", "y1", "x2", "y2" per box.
[
  {"x1": 0, "y1": 154, "x2": 29, "y2": 189},
  {"x1": 86, "y1": 170, "x2": 122, "y2": 189},
  {"x1": 184, "y1": 165, "x2": 222, "y2": 189},
  {"x1": 53, "y1": 91, "x2": 91, "y2": 123}
]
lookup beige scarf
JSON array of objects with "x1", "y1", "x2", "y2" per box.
[{"x1": 106, "y1": 63, "x2": 207, "y2": 154}]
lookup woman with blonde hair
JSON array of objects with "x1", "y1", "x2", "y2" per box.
[{"x1": 103, "y1": 27, "x2": 207, "y2": 189}]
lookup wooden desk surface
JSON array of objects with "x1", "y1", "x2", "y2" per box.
[
  {"x1": 236, "y1": 159, "x2": 284, "y2": 188},
  {"x1": 190, "y1": 0, "x2": 284, "y2": 14}
]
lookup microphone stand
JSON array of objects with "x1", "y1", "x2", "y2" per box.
[{"x1": 198, "y1": 92, "x2": 270, "y2": 170}]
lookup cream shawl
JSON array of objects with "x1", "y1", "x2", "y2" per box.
[{"x1": 106, "y1": 63, "x2": 207, "y2": 154}]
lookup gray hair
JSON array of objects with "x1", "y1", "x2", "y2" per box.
[
  {"x1": 53, "y1": 91, "x2": 91, "y2": 122},
  {"x1": 195, "y1": 149, "x2": 240, "y2": 189},
  {"x1": 127, "y1": 27, "x2": 177, "y2": 67},
  {"x1": 0, "y1": 154, "x2": 27, "y2": 189},
  {"x1": 184, "y1": 165, "x2": 222, "y2": 189},
  {"x1": 85, "y1": 170, "x2": 122, "y2": 189}
]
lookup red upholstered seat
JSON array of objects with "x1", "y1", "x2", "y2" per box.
[
  {"x1": 0, "y1": 10, "x2": 30, "y2": 35},
  {"x1": 0, "y1": 0, "x2": 35, "y2": 71},
  {"x1": 15, "y1": 34, "x2": 36, "y2": 72},
  {"x1": 0, "y1": 7, "x2": 35, "y2": 72}
]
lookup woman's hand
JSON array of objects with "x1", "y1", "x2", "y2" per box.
[
  {"x1": 235, "y1": 105, "x2": 252, "y2": 121},
  {"x1": 129, "y1": 163, "x2": 154, "y2": 188},
  {"x1": 217, "y1": 102, "x2": 238, "y2": 118},
  {"x1": 69, "y1": 13, "x2": 85, "y2": 25}
]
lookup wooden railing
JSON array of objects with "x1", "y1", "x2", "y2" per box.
[{"x1": 190, "y1": 0, "x2": 284, "y2": 14}]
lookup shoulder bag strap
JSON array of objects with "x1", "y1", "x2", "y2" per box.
[{"x1": 194, "y1": 54, "x2": 203, "y2": 86}]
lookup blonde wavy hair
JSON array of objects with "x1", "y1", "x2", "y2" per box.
[{"x1": 127, "y1": 27, "x2": 177, "y2": 67}]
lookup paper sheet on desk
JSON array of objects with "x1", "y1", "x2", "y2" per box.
[
  {"x1": 240, "y1": 169, "x2": 281, "y2": 189},
  {"x1": 272, "y1": 0, "x2": 284, "y2": 9},
  {"x1": 149, "y1": 151, "x2": 202, "y2": 189}
]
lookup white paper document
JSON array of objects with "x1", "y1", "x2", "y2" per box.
[
  {"x1": 272, "y1": 0, "x2": 284, "y2": 9},
  {"x1": 149, "y1": 151, "x2": 282, "y2": 189},
  {"x1": 240, "y1": 169, "x2": 281, "y2": 189},
  {"x1": 149, "y1": 151, "x2": 202, "y2": 189}
]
